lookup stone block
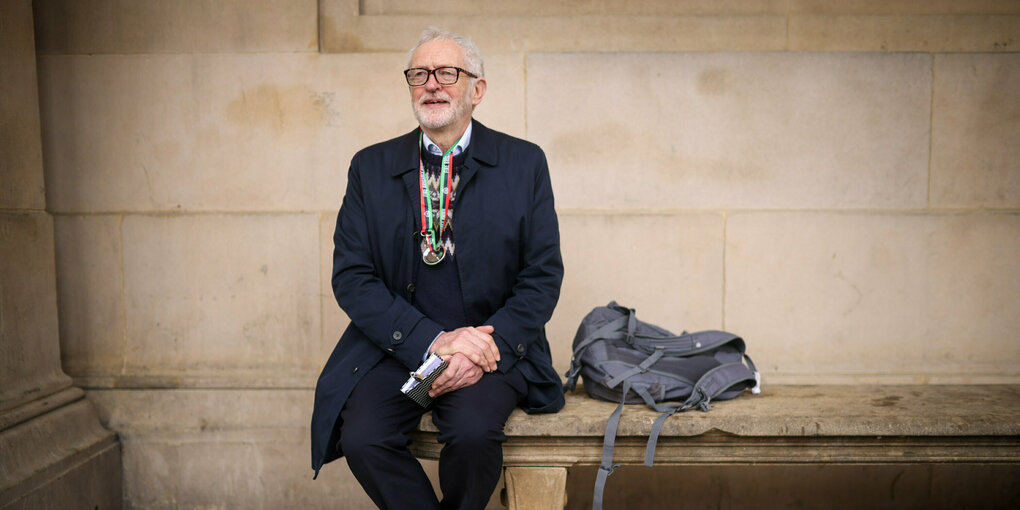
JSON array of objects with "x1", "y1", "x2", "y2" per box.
[
  {"x1": 88, "y1": 389, "x2": 373, "y2": 509},
  {"x1": 931, "y1": 53, "x2": 1020, "y2": 209},
  {"x1": 725, "y1": 212, "x2": 1020, "y2": 383},
  {"x1": 33, "y1": 0, "x2": 317, "y2": 54},
  {"x1": 0, "y1": 398, "x2": 118, "y2": 505},
  {"x1": 789, "y1": 14, "x2": 1020, "y2": 52},
  {"x1": 0, "y1": 0, "x2": 45, "y2": 210},
  {"x1": 548, "y1": 213, "x2": 724, "y2": 374},
  {"x1": 119, "y1": 214, "x2": 321, "y2": 380},
  {"x1": 53, "y1": 215, "x2": 126, "y2": 377},
  {"x1": 360, "y1": 0, "x2": 1020, "y2": 16},
  {"x1": 37, "y1": 52, "x2": 523, "y2": 214},
  {"x1": 320, "y1": 3, "x2": 786, "y2": 53},
  {"x1": 0, "y1": 212, "x2": 70, "y2": 410},
  {"x1": 528, "y1": 53, "x2": 931, "y2": 210}
]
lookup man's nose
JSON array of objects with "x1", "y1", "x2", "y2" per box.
[{"x1": 423, "y1": 72, "x2": 442, "y2": 91}]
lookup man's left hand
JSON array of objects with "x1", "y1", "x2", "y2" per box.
[{"x1": 429, "y1": 353, "x2": 483, "y2": 398}]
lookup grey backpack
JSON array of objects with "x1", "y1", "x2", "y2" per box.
[{"x1": 564, "y1": 302, "x2": 760, "y2": 510}]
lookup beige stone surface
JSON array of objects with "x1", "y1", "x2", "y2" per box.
[
  {"x1": 529, "y1": 53, "x2": 931, "y2": 210},
  {"x1": 33, "y1": 0, "x2": 318, "y2": 54},
  {"x1": 37, "y1": 52, "x2": 524, "y2": 214},
  {"x1": 0, "y1": 212, "x2": 71, "y2": 410},
  {"x1": 789, "y1": 14, "x2": 1020, "y2": 52},
  {"x1": 931, "y1": 53, "x2": 1020, "y2": 209},
  {"x1": 87, "y1": 388, "x2": 373, "y2": 509},
  {"x1": 548, "y1": 213, "x2": 724, "y2": 375},
  {"x1": 361, "y1": 0, "x2": 1020, "y2": 16},
  {"x1": 0, "y1": 0, "x2": 45, "y2": 210},
  {"x1": 725, "y1": 212, "x2": 1020, "y2": 383},
  {"x1": 504, "y1": 467, "x2": 567, "y2": 510},
  {"x1": 53, "y1": 215, "x2": 126, "y2": 377},
  {"x1": 0, "y1": 397, "x2": 117, "y2": 499},
  {"x1": 418, "y1": 385, "x2": 1020, "y2": 438},
  {"x1": 119, "y1": 214, "x2": 320, "y2": 378},
  {"x1": 320, "y1": 8, "x2": 786, "y2": 53}
]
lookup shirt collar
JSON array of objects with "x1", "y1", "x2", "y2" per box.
[{"x1": 421, "y1": 121, "x2": 473, "y2": 156}]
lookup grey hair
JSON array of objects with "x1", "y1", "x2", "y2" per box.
[{"x1": 407, "y1": 27, "x2": 485, "y2": 78}]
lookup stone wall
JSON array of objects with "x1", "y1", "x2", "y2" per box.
[
  {"x1": 27, "y1": 1, "x2": 1020, "y2": 508},
  {"x1": 1, "y1": 1, "x2": 121, "y2": 508}
]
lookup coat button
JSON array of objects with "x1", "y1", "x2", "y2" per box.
[
  {"x1": 406, "y1": 283, "x2": 415, "y2": 293},
  {"x1": 352, "y1": 366, "x2": 359, "y2": 374},
  {"x1": 392, "y1": 331, "x2": 403, "y2": 340},
  {"x1": 516, "y1": 344, "x2": 525, "y2": 354}
]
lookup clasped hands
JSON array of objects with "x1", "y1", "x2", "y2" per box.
[{"x1": 427, "y1": 325, "x2": 500, "y2": 398}]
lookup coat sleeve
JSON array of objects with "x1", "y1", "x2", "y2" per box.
[
  {"x1": 485, "y1": 149, "x2": 564, "y2": 372},
  {"x1": 332, "y1": 154, "x2": 443, "y2": 371}
]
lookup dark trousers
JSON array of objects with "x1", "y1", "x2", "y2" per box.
[{"x1": 340, "y1": 356, "x2": 527, "y2": 510}]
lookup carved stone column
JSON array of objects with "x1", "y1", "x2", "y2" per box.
[{"x1": 0, "y1": 1, "x2": 121, "y2": 508}]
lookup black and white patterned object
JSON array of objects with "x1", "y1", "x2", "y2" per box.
[{"x1": 400, "y1": 353, "x2": 449, "y2": 407}]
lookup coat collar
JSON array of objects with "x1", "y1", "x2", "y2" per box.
[{"x1": 390, "y1": 119, "x2": 498, "y2": 177}]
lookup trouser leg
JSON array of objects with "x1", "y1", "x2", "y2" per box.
[
  {"x1": 339, "y1": 356, "x2": 438, "y2": 510},
  {"x1": 431, "y1": 367, "x2": 526, "y2": 510}
]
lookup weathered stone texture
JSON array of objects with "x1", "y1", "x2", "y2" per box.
[
  {"x1": 0, "y1": 397, "x2": 119, "y2": 509},
  {"x1": 549, "y1": 213, "x2": 724, "y2": 374},
  {"x1": 0, "y1": 212, "x2": 70, "y2": 410},
  {"x1": 931, "y1": 53, "x2": 1020, "y2": 209},
  {"x1": 726, "y1": 212, "x2": 1020, "y2": 383},
  {"x1": 119, "y1": 214, "x2": 320, "y2": 380},
  {"x1": 789, "y1": 14, "x2": 1020, "y2": 52},
  {"x1": 88, "y1": 389, "x2": 375, "y2": 509},
  {"x1": 36, "y1": 52, "x2": 524, "y2": 214},
  {"x1": 529, "y1": 52, "x2": 931, "y2": 210},
  {"x1": 0, "y1": 0, "x2": 45, "y2": 210},
  {"x1": 323, "y1": 0, "x2": 1020, "y2": 52},
  {"x1": 362, "y1": 0, "x2": 1020, "y2": 16},
  {"x1": 53, "y1": 215, "x2": 126, "y2": 377},
  {"x1": 321, "y1": 12, "x2": 787, "y2": 53},
  {"x1": 32, "y1": 0, "x2": 318, "y2": 54}
]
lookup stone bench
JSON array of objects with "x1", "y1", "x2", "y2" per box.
[{"x1": 409, "y1": 384, "x2": 1020, "y2": 509}]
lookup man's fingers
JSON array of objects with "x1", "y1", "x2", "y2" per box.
[
  {"x1": 435, "y1": 327, "x2": 499, "y2": 371},
  {"x1": 429, "y1": 354, "x2": 483, "y2": 397}
]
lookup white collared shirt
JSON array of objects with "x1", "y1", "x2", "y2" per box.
[{"x1": 421, "y1": 122, "x2": 473, "y2": 156}]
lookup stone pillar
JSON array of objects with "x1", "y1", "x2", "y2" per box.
[{"x1": 0, "y1": 1, "x2": 121, "y2": 508}]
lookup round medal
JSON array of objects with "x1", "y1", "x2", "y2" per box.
[{"x1": 423, "y1": 249, "x2": 445, "y2": 265}]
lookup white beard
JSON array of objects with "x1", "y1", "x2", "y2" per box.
[{"x1": 413, "y1": 87, "x2": 473, "y2": 130}]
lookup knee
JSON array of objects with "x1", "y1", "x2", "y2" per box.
[
  {"x1": 339, "y1": 417, "x2": 397, "y2": 461},
  {"x1": 441, "y1": 422, "x2": 505, "y2": 453}
]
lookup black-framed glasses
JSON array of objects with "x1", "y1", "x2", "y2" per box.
[{"x1": 403, "y1": 67, "x2": 477, "y2": 86}]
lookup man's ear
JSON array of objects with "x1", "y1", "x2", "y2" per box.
[{"x1": 471, "y1": 77, "x2": 487, "y2": 107}]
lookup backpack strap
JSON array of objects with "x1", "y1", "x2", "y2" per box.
[
  {"x1": 563, "y1": 314, "x2": 630, "y2": 391},
  {"x1": 604, "y1": 346, "x2": 665, "y2": 389},
  {"x1": 593, "y1": 379, "x2": 630, "y2": 510},
  {"x1": 640, "y1": 361, "x2": 760, "y2": 467}
]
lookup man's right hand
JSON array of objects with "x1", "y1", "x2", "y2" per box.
[{"x1": 429, "y1": 325, "x2": 500, "y2": 372}]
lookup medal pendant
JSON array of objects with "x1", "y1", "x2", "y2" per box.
[{"x1": 423, "y1": 249, "x2": 445, "y2": 265}]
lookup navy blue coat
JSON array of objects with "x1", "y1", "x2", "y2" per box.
[{"x1": 311, "y1": 120, "x2": 565, "y2": 476}]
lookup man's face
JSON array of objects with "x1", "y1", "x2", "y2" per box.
[{"x1": 408, "y1": 39, "x2": 485, "y2": 132}]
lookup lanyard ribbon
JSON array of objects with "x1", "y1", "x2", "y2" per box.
[{"x1": 418, "y1": 131, "x2": 463, "y2": 262}]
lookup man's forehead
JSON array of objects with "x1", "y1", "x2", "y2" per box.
[{"x1": 410, "y1": 39, "x2": 465, "y2": 66}]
